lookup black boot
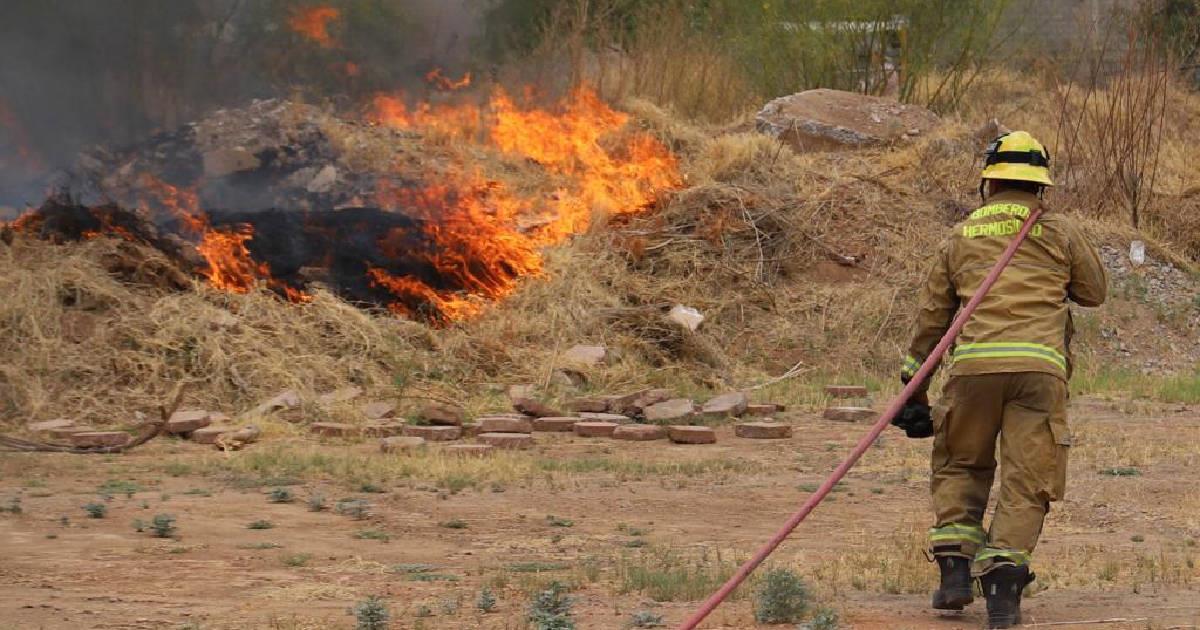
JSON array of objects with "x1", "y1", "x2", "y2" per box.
[
  {"x1": 931, "y1": 555, "x2": 973, "y2": 610},
  {"x1": 980, "y1": 563, "x2": 1033, "y2": 628}
]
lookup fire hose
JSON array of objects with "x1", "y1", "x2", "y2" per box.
[{"x1": 678, "y1": 208, "x2": 1044, "y2": 630}]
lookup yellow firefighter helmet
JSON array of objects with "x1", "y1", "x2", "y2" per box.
[{"x1": 981, "y1": 131, "x2": 1054, "y2": 187}]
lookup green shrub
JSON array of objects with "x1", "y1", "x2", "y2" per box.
[
  {"x1": 528, "y1": 581, "x2": 575, "y2": 630},
  {"x1": 629, "y1": 610, "x2": 665, "y2": 627},
  {"x1": 754, "y1": 568, "x2": 810, "y2": 624},
  {"x1": 476, "y1": 587, "x2": 497, "y2": 613},
  {"x1": 247, "y1": 519, "x2": 275, "y2": 530},
  {"x1": 268, "y1": 488, "x2": 294, "y2": 503},
  {"x1": 83, "y1": 503, "x2": 107, "y2": 519},
  {"x1": 150, "y1": 514, "x2": 177, "y2": 538},
  {"x1": 800, "y1": 607, "x2": 840, "y2": 630},
  {"x1": 352, "y1": 595, "x2": 390, "y2": 630}
]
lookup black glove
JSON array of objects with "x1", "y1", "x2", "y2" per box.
[{"x1": 892, "y1": 401, "x2": 933, "y2": 438}]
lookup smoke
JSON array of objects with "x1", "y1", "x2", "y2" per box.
[{"x1": 0, "y1": 0, "x2": 485, "y2": 211}]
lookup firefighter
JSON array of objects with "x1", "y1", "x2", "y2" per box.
[{"x1": 891, "y1": 131, "x2": 1107, "y2": 628}]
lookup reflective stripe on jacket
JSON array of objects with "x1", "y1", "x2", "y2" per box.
[{"x1": 903, "y1": 190, "x2": 1107, "y2": 384}]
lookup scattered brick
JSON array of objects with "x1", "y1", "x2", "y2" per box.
[
  {"x1": 567, "y1": 397, "x2": 609, "y2": 413},
  {"x1": 643, "y1": 399, "x2": 696, "y2": 423},
  {"x1": 512, "y1": 397, "x2": 564, "y2": 418},
  {"x1": 479, "y1": 417, "x2": 534, "y2": 433},
  {"x1": 744, "y1": 404, "x2": 780, "y2": 417},
  {"x1": 532, "y1": 417, "x2": 578, "y2": 432},
  {"x1": 668, "y1": 425, "x2": 717, "y2": 444},
  {"x1": 612, "y1": 424, "x2": 667, "y2": 441},
  {"x1": 825, "y1": 385, "x2": 868, "y2": 399},
  {"x1": 363, "y1": 423, "x2": 405, "y2": 437},
  {"x1": 165, "y1": 409, "x2": 212, "y2": 434},
  {"x1": 402, "y1": 425, "x2": 462, "y2": 441},
  {"x1": 445, "y1": 444, "x2": 494, "y2": 457},
  {"x1": 252, "y1": 389, "x2": 301, "y2": 415},
  {"x1": 361, "y1": 400, "x2": 397, "y2": 420},
  {"x1": 317, "y1": 386, "x2": 364, "y2": 407},
  {"x1": 69, "y1": 431, "x2": 131, "y2": 448},
  {"x1": 190, "y1": 426, "x2": 235, "y2": 445},
  {"x1": 28, "y1": 419, "x2": 75, "y2": 433},
  {"x1": 734, "y1": 422, "x2": 793, "y2": 439},
  {"x1": 701, "y1": 392, "x2": 749, "y2": 418},
  {"x1": 573, "y1": 422, "x2": 619, "y2": 438},
  {"x1": 578, "y1": 412, "x2": 633, "y2": 423},
  {"x1": 823, "y1": 407, "x2": 877, "y2": 423},
  {"x1": 379, "y1": 436, "x2": 426, "y2": 453},
  {"x1": 310, "y1": 422, "x2": 358, "y2": 437},
  {"x1": 477, "y1": 432, "x2": 534, "y2": 449},
  {"x1": 418, "y1": 402, "x2": 466, "y2": 426}
]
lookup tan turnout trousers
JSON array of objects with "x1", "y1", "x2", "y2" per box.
[{"x1": 930, "y1": 372, "x2": 1071, "y2": 573}]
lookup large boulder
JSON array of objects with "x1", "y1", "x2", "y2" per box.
[{"x1": 756, "y1": 89, "x2": 940, "y2": 151}]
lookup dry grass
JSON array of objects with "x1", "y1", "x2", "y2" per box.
[{"x1": 3, "y1": 69, "x2": 1200, "y2": 427}]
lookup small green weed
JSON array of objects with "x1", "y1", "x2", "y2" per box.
[
  {"x1": 392, "y1": 563, "x2": 438, "y2": 574},
  {"x1": 83, "y1": 503, "x2": 107, "y2": 519},
  {"x1": 351, "y1": 595, "x2": 390, "y2": 630},
  {"x1": 528, "y1": 581, "x2": 575, "y2": 630},
  {"x1": 355, "y1": 529, "x2": 391, "y2": 542},
  {"x1": 800, "y1": 607, "x2": 840, "y2": 630},
  {"x1": 1101, "y1": 466, "x2": 1141, "y2": 477},
  {"x1": 359, "y1": 482, "x2": 386, "y2": 493},
  {"x1": 268, "y1": 488, "x2": 294, "y2": 503},
  {"x1": 439, "y1": 519, "x2": 468, "y2": 529},
  {"x1": 98, "y1": 479, "x2": 140, "y2": 497},
  {"x1": 755, "y1": 568, "x2": 810, "y2": 623},
  {"x1": 307, "y1": 492, "x2": 327, "y2": 512},
  {"x1": 409, "y1": 573, "x2": 460, "y2": 582},
  {"x1": 248, "y1": 520, "x2": 275, "y2": 530},
  {"x1": 476, "y1": 587, "x2": 497, "y2": 613},
  {"x1": 546, "y1": 515, "x2": 574, "y2": 527},
  {"x1": 237, "y1": 542, "x2": 282, "y2": 550},
  {"x1": 151, "y1": 514, "x2": 177, "y2": 538},
  {"x1": 335, "y1": 499, "x2": 370, "y2": 520},
  {"x1": 283, "y1": 553, "x2": 312, "y2": 567},
  {"x1": 507, "y1": 561, "x2": 568, "y2": 573},
  {"x1": 629, "y1": 610, "x2": 665, "y2": 627},
  {"x1": 183, "y1": 488, "x2": 212, "y2": 497}
]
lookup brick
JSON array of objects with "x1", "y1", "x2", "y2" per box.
[
  {"x1": 578, "y1": 412, "x2": 633, "y2": 423},
  {"x1": 512, "y1": 397, "x2": 564, "y2": 418},
  {"x1": 477, "y1": 432, "x2": 534, "y2": 449},
  {"x1": 28, "y1": 418, "x2": 75, "y2": 433},
  {"x1": 734, "y1": 422, "x2": 793, "y2": 439},
  {"x1": 744, "y1": 404, "x2": 780, "y2": 417},
  {"x1": 701, "y1": 392, "x2": 749, "y2": 418},
  {"x1": 643, "y1": 399, "x2": 696, "y2": 423},
  {"x1": 317, "y1": 386, "x2": 363, "y2": 406},
  {"x1": 361, "y1": 401, "x2": 397, "y2": 420},
  {"x1": 825, "y1": 385, "x2": 868, "y2": 399},
  {"x1": 668, "y1": 425, "x2": 717, "y2": 444},
  {"x1": 165, "y1": 410, "x2": 212, "y2": 434},
  {"x1": 69, "y1": 431, "x2": 130, "y2": 448},
  {"x1": 379, "y1": 436, "x2": 426, "y2": 453},
  {"x1": 310, "y1": 422, "x2": 358, "y2": 437},
  {"x1": 573, "y1": 422, "x2": 619, "y2": 438},
  {"x1": 47, "y1": 425, "x2": 93, "y2": 439},
  {"x1": 567, "y1": 397, "x2": 610, "y2": 413},
  {"x1": 562, "y1": 344, "x2": 607, "y2": 367},
  {"x1": 363, "y1": 423, "x2": 405, "y2": 437},
  {"x1": 823, "y1": 407, "x2": 877, "y2": 423},
  {"x1": 190, "y1": 425, "x2": 235, "y2": 444},
  {"x1": 402, "y1": 425, "x2": 462, "y2": 441},
  {"x1": 532, "y1": 417, "x2": 578, "y2": 432},
  {"x1": 418, "y1": 402, "x2": 466, "y2": 426},
  {"x1": 445, "y1": 444, "x2": 494, "y2": 457},
  {"x1": 612, "y1": 424, "x2": 667, "y2": 441},
  {"x1": 461, "y1": 422, "x2": 481, "y2": 438},
  {"x1": 479, "y1": 417, "x2": 533, "y2": 433},
  {"x1": 252, "y1": 389, "x2": 301, "y2": 415}
]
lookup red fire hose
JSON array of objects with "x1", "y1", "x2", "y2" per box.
[{"x1": 678, "y1": 208, "x2": 1044, "y2": 630}]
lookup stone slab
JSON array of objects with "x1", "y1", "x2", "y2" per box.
[
  {"x1": 566, "y1": 397, "x2": 610, "y2": 413},
  {"x1": 310, "y1": 422, "x2": 358, "y2": 437},
  {"x1": 363, "y1": 423, "x2": 406, "y2": 437},
  {"x1": 701, "y1": 392, "x2": 749, "y2": 418},
  {"x1": 191, "y1": 425, "x2": 235, "y2": 445},
  {"x1": 380, "y1": 436, "x2": 426, "y2": 453},
  {"x1": 361, "y1": 400, "x2": 397, "y2": 420},
  {"x1": 824, "y1": 406, "x2": 877, "y2": 423},
  {"x1": 643, "y1": 398, "x2": 696, "y2": 423},
  {"x1": 69, "y1": 431, "x2": 130, "y2": 448},
  {"x1": 562, "y1": 344, "x2": 607, "y2": 367},
  {"x1": 461, "y1": 422, "x2": 482, "y2": 438},
  {"x1": 479, "y1": 417, "x2": 533, "y2": 434},
  {"x1": 28, "y1": 418, "x2": 75, "y2": 433},
  {"x1": 735, "y1": 422, "x2": 793, "y2": 439},
  {"x1": 744, "y1": 404, "x2": 781, "y2": 417},
  {"x1": 166, "y1": 409, "x2": 212, "y2": 434},
  {"x1": 512, "y1": 397, "x2": 564, "y2": 418},
  {"x1": 667, "y1": 425, "x2": 717, "y2": 444},
  {"x1": 578, "y1": 412, "x2": 633, "y2": 423},
  {"x1": 477, "y1": 432, "x2": 534, "y2": 449},
  {"x1": 418, "y1": 402, "x2": 466, "y2": 426},
  {"x1": 532, "y1": 417, "x2": 579, "y2": 432},
  {"x1": 402, "y1": 425, "x2": 462, "y2": 441},
  {"x1": 825, "y1": 385, "x2": 868, "y2": 399},
  {"x1": 573, "y1": 422, "x2": 619, "y2": 438},
  {"x1": 612, "y1": 424, "x2": 667, "y2": 441}
]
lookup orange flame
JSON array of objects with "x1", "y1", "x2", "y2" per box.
[
  {"x1": 425, "y1": 68, "x2": 472, "y2": 91},
  {"x1": 288, "y1": 6, "x2": 341, "y2": 48},
  {"x1": 368, "y1": 85, "x2": 681, "y2": 319}
]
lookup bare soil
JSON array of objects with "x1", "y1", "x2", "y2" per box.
[{"x1": 2, "y1": 397, "x2": 1198, "y2": 629}]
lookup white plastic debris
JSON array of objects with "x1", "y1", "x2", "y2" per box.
[
  {"x1": 668, "y1": 305, "x2": 704, "y2": 332},
  {"x1": 1130, "y1": 240, "x2": 1145, "y2": 267}
]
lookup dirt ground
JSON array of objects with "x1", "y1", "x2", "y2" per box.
[{"x1": 2, "y1": 397, "x2": 1199, "y2": 630}]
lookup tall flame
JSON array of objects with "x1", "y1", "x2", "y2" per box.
[{"x1": 288, "y1": 6, "x2": 341, "y2": 48}]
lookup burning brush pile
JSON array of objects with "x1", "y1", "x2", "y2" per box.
[{"x1": 5, "y1": 84, "x2": 680, "y2": 323}]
